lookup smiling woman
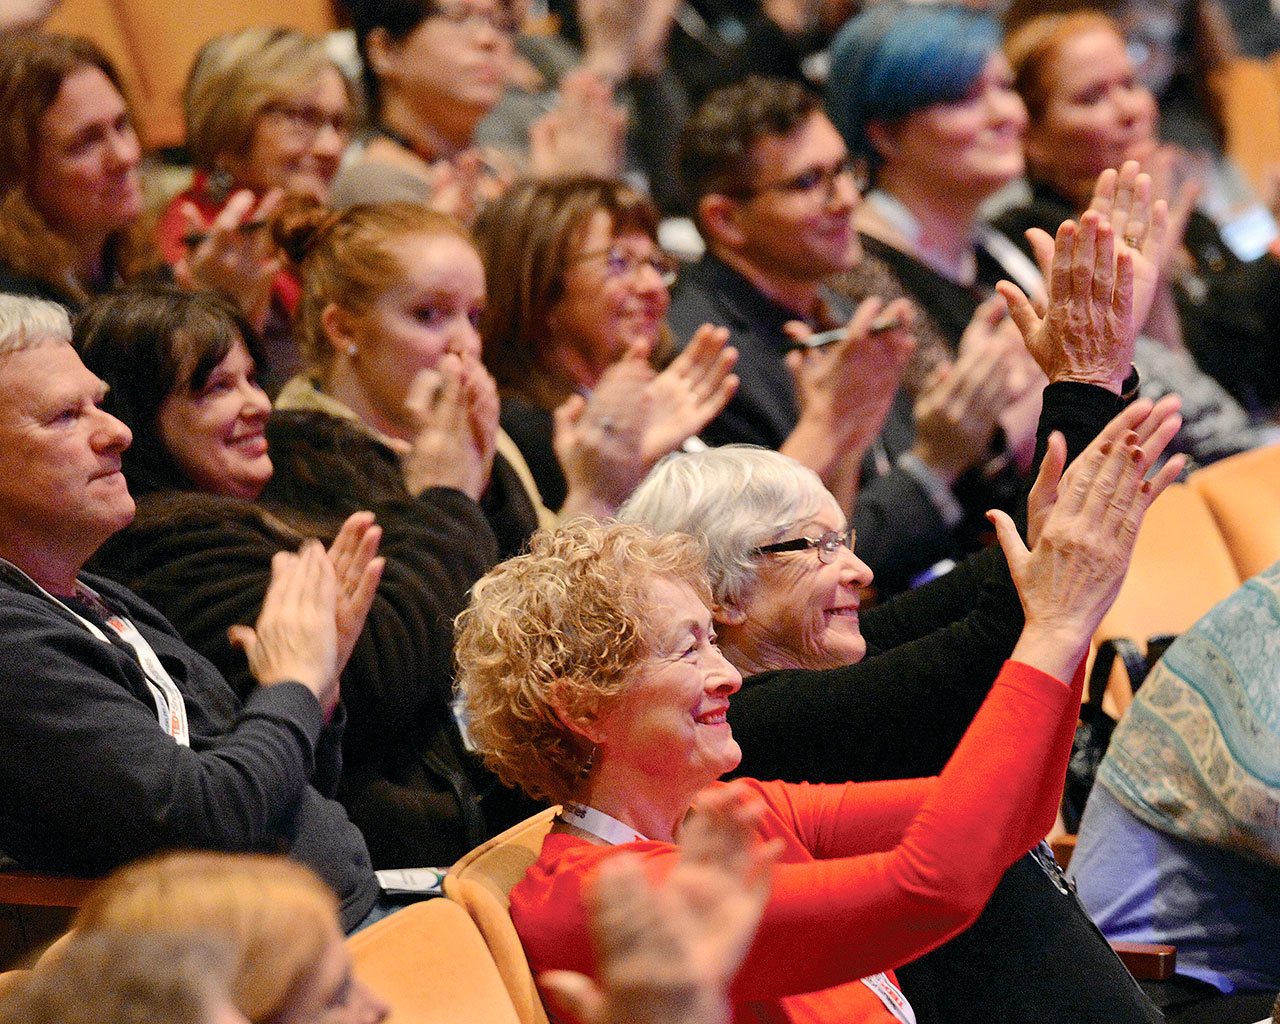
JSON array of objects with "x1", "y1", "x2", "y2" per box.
[
  {"x1": 0, "y1": 33, "x2": 154, "y2": 309},
  {"x1": 456, "y1": 447, "x2": 1173, "y2": 1023},
  {"x1": 79, "y1": 283, "x2": 540, "y2": 869}
]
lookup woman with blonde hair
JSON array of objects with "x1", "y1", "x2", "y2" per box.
[
  {"x1": 73, "y1": 852, "x2": 388, "y2": 1024},
  {"x1": 155, "y1": 27, "x2": 357, "y2": 391}
]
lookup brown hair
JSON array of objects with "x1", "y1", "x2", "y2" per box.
[
  {"x1": 678, "y1": 76, "x2": 822, "y2": 204},
  {"x1": 474, "y1": 175, "x2": 670, "y2": 410},
  {"x1": 184, "y1": 26, "x2": 354, "y2": 175},
  {"x1": 1003, "y1": 2, "x2": 1230, "y2": 148},
  {"x1": 1004, "y1": 10, "x2": 1124, "y2": 122},
  {"x1": 74, "y1": 852, "x2": 339, "y2": 1024},
  {"x1": 273, "y1": 195, "x2": 472, "y2": 381},
  {"x1": 455, "y1": 519, "x2": 711, "y2": 804},
  {"x1": 0, "y1": 32, "x2": 153, "y2": 304}
]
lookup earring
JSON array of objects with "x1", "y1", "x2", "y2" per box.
[
  {"x1": 205, "y1": 167, "x2": 234, "y2": 205},
  {"x1": 581, "y1": 745, "x2": 596, "y2": 778},
  {"x1": 346, "y1": 343, "x2": 358, "y2": 357}
]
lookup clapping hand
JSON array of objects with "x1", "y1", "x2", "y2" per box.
[
  {"x1": 998, "y1": 209, "x2": 1135, "y2": 394},
  {"x1": 641, "y1": 324, "x2": 738, "y2": 463},
  {"x1": 540, "y1": 781, "x2": 780, "y2": 1024},
  {"x1": 784, "y1": 296, "x2": 916, "y2": 452},
  {"x1": 992, "y1": 398, "x2": 1186, "y2": 682},
  {"x1": 176, "y1": 188, "x2": 284, "y2": 332},
  {"x1": 555, "y1": 345, "x2": 653, "y2": 518},
  {"x1": 229, "y1": 541, "x2": 342, "y2": 714},
  {"x1": 327, "y1": 512, "x2": 386, "y2": 680}
]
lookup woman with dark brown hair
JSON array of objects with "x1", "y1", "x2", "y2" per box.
[
  {"x1": 80, "y1": 282, "x2": 536, "y2": 870},
  {"x1": 0, "y1": 32, "x2": 279, "y2": 322},
  {"x1": 475, "y1": 174, "x2": 738, "y2": 509}
]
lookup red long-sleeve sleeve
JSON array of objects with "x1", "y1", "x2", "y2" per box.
[{"x1": 511, "y1": 658, "x2": 1081, "y2": 1024}]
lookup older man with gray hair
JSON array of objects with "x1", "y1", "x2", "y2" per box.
[{"x1": 0, "y1": 295, "x2": 382, "y2": 931}]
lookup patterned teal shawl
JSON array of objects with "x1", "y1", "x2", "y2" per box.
[{"x1": 1098, "y1": 561, "x2": 1280, "y2": 867}]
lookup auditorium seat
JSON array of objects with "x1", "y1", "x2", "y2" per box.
[
  {"x1": 347, "y1": 898, "x2": 522, "y2": 1024},
  {"x1": 1091, "y1": 483, "x2": 1242, "y2": 715},
  {"x1": 1190, "y1": 445, "x2": 1280, "y2": 582},
  {"x1": 43, "y1": 0, "x2": 343, "y2": 148},
  {"x1": 445, "y1": 808, "x2": 558, "y2": 1024}
]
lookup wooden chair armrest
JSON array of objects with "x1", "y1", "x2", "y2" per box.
[
  {"x1": 1049, "y1": 834, "x2": 1077, "y2": 870},
  {"x1": 0, "y1": 871, "x2": 95, "y2": 908},
  {"x1": 1111, "y1": 941, "x2": 1177, "y2": 981}
]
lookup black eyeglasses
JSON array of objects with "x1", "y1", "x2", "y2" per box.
[
  {"x1": 753, "y1": 526, "x2": 855, "y2": 565},
  {"x1": 743, "y1": 155, "x2": 870, "y2": 203}
]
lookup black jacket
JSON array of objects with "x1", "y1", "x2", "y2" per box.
[{"x1": 728, "y1": 379, "x2": 1164, "y2": 1024}]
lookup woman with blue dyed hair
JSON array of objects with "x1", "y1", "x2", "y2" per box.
[{"x1": 823, "y1": 3, "x2": 1048, "y2": 580}]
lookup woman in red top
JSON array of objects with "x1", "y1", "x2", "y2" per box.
[{"x1": 455, "y1": 282, "x2": 1184, "y2": 1023}]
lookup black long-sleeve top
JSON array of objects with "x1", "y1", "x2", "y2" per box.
[{"x1": 727, "y1": 378, "x2": 1164, "y2": 1024}]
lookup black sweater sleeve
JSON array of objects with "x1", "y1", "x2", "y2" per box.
[
  {"x1": 728, "y1": 379, "x2": 1127, "y2": 783},
  {"x1": 92, "y1": 487, "x2": 499, "y2": 769}
]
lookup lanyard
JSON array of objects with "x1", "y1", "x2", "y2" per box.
[
  {"x1": 560, "y1": 801, "x2": 916, "y2": 1024},
  {"x1": 861, "y1": 972, "x2": 917, "y2": 1024},
  {"x1": 558, "y1": 803, "x2": 650, "y2": 844},
  {"x1": 0, "y1": 561, "x2": 190, "y2": 746}
]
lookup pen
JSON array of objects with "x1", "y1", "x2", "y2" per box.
[
  {"x1": 787, "y1": 311, "x2": 905, "y2": 351},
  {"x1": 182, "y1": 220, "x2": 268, "y2": 249}
]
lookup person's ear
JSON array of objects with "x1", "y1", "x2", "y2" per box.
[
  {"x1": 321, "y1": 302, "x2": 359, "y2": 358},
  {"x1": 363, "y1": 26, "x2": 397, "y2": 80},
  {"x1": 698, "y1": 193, "x2": 747, "y2": 251},
  {"x1": 711, "y1": 599, "x2": 747, "y2": 627},
  {"x1": 550, "y1": 685, "x2": 608, "y2": 746},
  {"x1": 865, "y1": 119, "x2": 898, "y2": 164}
]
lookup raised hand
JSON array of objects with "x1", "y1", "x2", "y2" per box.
[
  {"x1": 579, "y1": 0, "x2": 680, "y2": 79},
  {"x1": 641, "y1": 324, "x2": 739, "y2": 463},
  {"x1": 327, "y1": 512, "x2": 385, "y2": 678},
  {"x1": 992, "y1": 397, "x2": 1186, "y2": 682},
  {"x1": 540, "y1": 780, "x2": 780, "y2": 1024},
  {"x1": 556, "y1": 347, "x2": 654, "y2": 518},
  {"x1": 529, "y1": 69, "x2": 628, "y2": 179},
  {"x1": 176, "y1": 188, "x2": 284, "y2": 331},
  {"x1": 998, "y1": 209, "x2": 1135, "y2": 394},
  {"x1": 398, "y1": 355, "x2": 498, "y2": 501},
  {"x1": 228, "y1": 541, "x2": 341, "y2": 714}
]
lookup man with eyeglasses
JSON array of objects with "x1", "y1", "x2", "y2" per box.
[{"x1": 672, "y1": 74, "x2": 986, "y2": 597}]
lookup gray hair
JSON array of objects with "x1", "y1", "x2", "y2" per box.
[
  {"x1": 617, "y1": 445, "x2": 833, "y2": 607},
  {"x1": 0, "y1": 294, "x2": 71, "y2": 355}
]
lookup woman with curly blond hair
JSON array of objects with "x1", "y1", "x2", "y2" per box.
[{"x1": 456, "y1": 406, "x2": 1172, "y2": 1024}]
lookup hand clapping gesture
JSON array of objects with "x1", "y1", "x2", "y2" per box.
[
  {"x1": 540, "y1": 781, "x2": 781, "y2": 1024},
  {"x1": 176, "y1": 188, "x2": 285, "y2": 332},
  {"x1": 397, "y1": 354, "x2": 500, "y2": 502},
  {"x1": 641, "y1": 324, "x2": 738, "y2": 463},
  {"x1": 998, "y1": 208, "x2": 1137, "y2": 394}
]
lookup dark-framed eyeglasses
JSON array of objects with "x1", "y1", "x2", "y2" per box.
[
  {"x1": 430, "y1": 1, "x2": 519, "y2": 35},
  {"x1": 743, "y1": 155, "x2": 870, "y2": 203},
  {"x1": 753, "y1": 526, "x2": 856, "y2": 565},
  {"x1": 577, "y1": 246, "x2": 679, "y2": 288},
  {"x1": 263, "y1": 101, "x2": 353, "y2": 142}
]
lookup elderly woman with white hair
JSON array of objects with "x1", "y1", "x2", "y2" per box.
[{"x1": 615, "y1": 215, "x2": 1181, "y2": 1023}]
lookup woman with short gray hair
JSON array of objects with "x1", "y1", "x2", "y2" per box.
[{"x1": 615, "y1": 210, "x2": 1176, "y2": 1023}]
